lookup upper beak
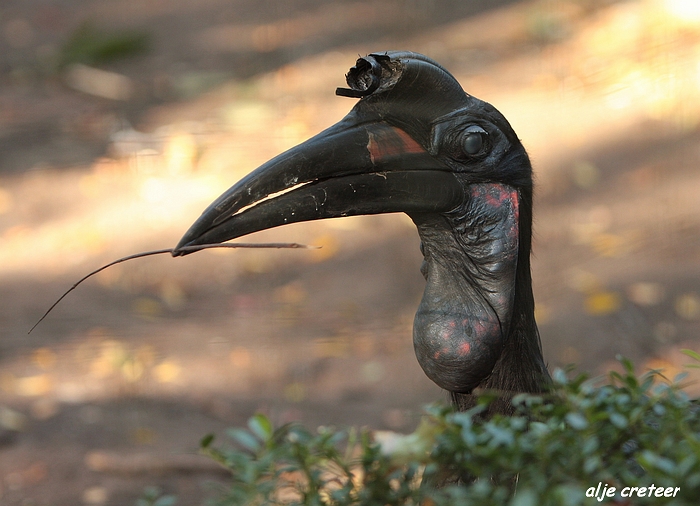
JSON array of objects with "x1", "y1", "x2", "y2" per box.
[{"x1": 174, "y1": 114, "x2": 463, "y2": 253}]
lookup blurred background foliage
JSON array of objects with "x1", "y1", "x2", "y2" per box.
[
  {"x1": 58, "y1": 22, "x2": 151, "y2": 70},
  {"x1": 0, "y1": 0, "x2": 699, "y2": 504}
]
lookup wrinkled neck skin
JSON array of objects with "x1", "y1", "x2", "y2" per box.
[{"x1": 411, "y1": 183, "x2": 550, "y2": 414}]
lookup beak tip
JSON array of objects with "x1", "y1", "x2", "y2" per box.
[
  {"x1": 173, "y1": 235, "x2": 198, "y2": 257},
  {"x1": 171, "y1": 246, "x2": 187, "y2": 257},
  {"x1": 174, "y1": 216, "x2": 217, "y2": 256}
]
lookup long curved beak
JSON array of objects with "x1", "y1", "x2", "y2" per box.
[{"x1": 174, "y1": 115, "x2": 463, "y2": 254}]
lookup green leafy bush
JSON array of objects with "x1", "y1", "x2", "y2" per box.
[{"x1": 201, "y1": 357, "x2": 700, "y2": 505}]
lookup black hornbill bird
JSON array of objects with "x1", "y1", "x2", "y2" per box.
[{"x1": 174, "y1": 51, "x2": 551, "y2": 413}]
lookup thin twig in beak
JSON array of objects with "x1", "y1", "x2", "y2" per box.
[{"x1": 28, "y1": 242, "x2": 316, "y2": 334}]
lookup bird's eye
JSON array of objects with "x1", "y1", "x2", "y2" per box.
[
  {"x1": 461, "y1": 126, "x2": 487, "y2": 155},
  {"x1": 462, "y1": 133, "x2": 482, "y2": 154}
]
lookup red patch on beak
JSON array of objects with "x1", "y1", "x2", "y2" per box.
[{"x1": 367, "y1": 125, "x2": 425, "y2": 164}]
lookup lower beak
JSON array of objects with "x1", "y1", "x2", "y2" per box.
[{"x1": 174, "y1": 116, "x2": 463, "y2": 253}]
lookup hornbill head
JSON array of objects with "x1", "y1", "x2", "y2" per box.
[{"x1": 175, "y1": 52, "x2": 549, "y2": 399}]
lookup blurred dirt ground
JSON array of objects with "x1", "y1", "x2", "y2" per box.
[{"x1": 1, "y1": 0, "x2": 700, "y2": 504}]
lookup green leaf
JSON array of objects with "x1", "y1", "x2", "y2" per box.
[
  {"x1": 581, "y1": 436, "x2": 599, "y2": 455},
  {"x1": 680, "y1": 349, "x2": 700, "y2": 362},
  {"x1": 640, "y1": 450, "x2": 677, "y2": 475},
  {"x1": 248, "y1": 414, "x2": 273, "y2": 442},
  {"x1": 509, "y1": 488, "x2": 537, "y2": 506},
  {"x1": 618, "y1": 355, "x2": 635, "y2": 374},
  {"x1": 584, "y1": 455, "x2": 602, "y2": 474},
  {"x1": 673, "y1": 372, "x2": 689, "y2": 383},
  {"x1": 227, "y1": 428, "x2": 261, "y2": 452},
  {"x1": 552, "y1": 368, "x2": 568, "y2": 384},
  {"x1": 153, "y1": 496, "x2": 177, "y2": 506},
  {"x1": 200, "y1": 433, "x2": 215, "y2": 449},
  {"x1": 609, "y1": 412, "x2": 628, "y2": 429},
  {"x1": 565, "y1": 412, "x2": 588, "y2": 430}
]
